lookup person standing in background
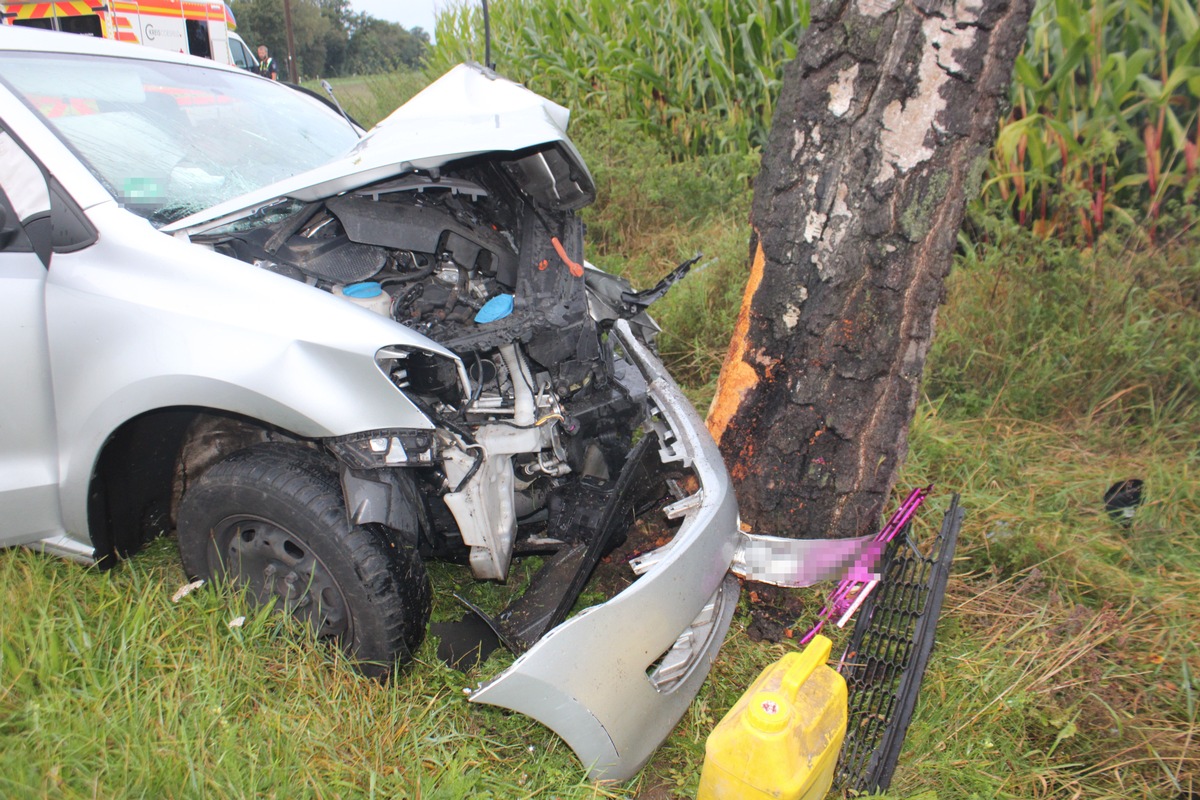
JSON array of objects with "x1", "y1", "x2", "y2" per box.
[{"x1": 256, "y1": 45, "x2": 279, "y2": 80}]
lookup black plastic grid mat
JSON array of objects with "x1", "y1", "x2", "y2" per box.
[{"x1": 835, "y1": 494, "x2": 964, "y2": 794}]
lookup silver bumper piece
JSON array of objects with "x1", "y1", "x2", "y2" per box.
[{"x1": 468, "y1": 321, "x2": 741, "y2": 781}]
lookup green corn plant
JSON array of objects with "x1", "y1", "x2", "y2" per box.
[
  {"x1": 431, "y1": 0, "x2": 1196, "y2": 243},
  {"x1": 428, "y1": 0, "x2": 807, "y2": 160},
  {"x1": 986, "y1": 0, "x2": 1200, "y2": 243}
]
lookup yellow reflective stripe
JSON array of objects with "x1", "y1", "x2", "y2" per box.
[{"x1": 10, "y1": 1, "x2": 100, "y2": 18}]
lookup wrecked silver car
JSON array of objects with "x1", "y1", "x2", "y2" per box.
[{"x1": 0, "y1": 28, "x2": 741, "y2": 780}]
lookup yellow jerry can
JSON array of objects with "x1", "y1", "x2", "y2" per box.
[{"x1": 698, "y1": 634, "x2": 848, "y2": 800}]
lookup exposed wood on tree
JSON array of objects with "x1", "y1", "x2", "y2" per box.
[{"x1": 708, "y1": 0, "x2": 1031, "y2": 538}]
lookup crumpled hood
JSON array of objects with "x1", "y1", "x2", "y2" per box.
[
  {"x1": 166, "y1": 63, "x2": 594, "y2": 235},
  {"x1": 366, "y1": 61, "x2": 573, "y2": 150}
]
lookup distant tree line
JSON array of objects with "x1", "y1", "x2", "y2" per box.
[{"x1": 230, "y1": 0, "x2": 428, "y2": 78}]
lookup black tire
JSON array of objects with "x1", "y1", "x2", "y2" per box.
[{"x1": 177, "y1": 443, "x2": 431, "y2": 676}]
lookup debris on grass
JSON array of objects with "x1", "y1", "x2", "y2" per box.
[{"x1": 171, "y1": 579, "x2": 204, "y2": 603}]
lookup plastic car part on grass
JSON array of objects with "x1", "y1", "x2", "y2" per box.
[{"x1": 834, "y1": 493, "x2": 964, "y2": 794}]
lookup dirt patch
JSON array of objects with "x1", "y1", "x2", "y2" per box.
[
  {"x1": 741, "y1": 581, "x2": 810, "y2": 642},
  {"x1": 634, "y1": 782, "x2": 681, "y2": 800}
]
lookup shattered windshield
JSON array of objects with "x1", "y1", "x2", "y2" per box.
[{"x1": 0, "y1": 51, "x2": 359, "y2": 226}]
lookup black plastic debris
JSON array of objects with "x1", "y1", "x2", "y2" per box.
[
  {"x1": 834, "y1": 494, "x2": 964, "y2": 795},
  {"x1": 1103, "y1": 478, "x2": 1144, "y2": 527},
  {"x1": 431, "y1": 434, "x2": 663, "y2": 671}
]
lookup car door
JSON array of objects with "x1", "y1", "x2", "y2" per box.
[
  {"x1": 207, "y1": 18, "x2": 230, "y2": 66},
  {"x1": 230, "y1": 36, "x2": 254, "y2": 70},
  {"x1": 228, "y1": 36, "x2": 250, "y2": 69},
  {"x1": 0, "y1": 127, "x2": 64, "y2": 546}
]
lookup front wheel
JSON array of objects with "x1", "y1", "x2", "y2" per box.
[{"x1": 177, "y1": 443, "x2": 431, "y2": 676}]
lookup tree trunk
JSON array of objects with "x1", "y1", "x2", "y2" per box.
[{"x1": 708, "y1": 0, "x2": 1030, "y2": 539}]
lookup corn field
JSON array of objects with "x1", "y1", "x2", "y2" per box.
[
  {"x1": 431, "y1": 0, "x2": 1199, "y2": 241},
  {"x1": 428, "y1": 0, "x2": 808, "y2": 158},
  {"x1": 990, "y1": 0, "x2": 1200, "y2": 242}
]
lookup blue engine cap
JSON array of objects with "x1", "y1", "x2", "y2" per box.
[
  {"x1": 475, "y1": 293, "x2": 514, "y2": 323},
  {"x1": 343, "y1": 281, "x2": 383, "y2": 298}
]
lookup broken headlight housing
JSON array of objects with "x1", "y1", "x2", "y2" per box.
[
  {"x1": 375, "y1": 345, "x2": 471, "y2": 408},
  {"x1": 326, "y1": 429, "x2": 437, "y2": 469}
]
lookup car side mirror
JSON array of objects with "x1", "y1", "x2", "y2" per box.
[
  {"x1": 23, "y1": 212, "x2": 53, "y2": 267},
  {"x1": 0, "y1": 203, "x2": 30, "y2": 255}
]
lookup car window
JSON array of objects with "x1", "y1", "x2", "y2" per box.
[
  {"x1": 230, "y1": 39, "x2": 249, "y2": 69},
  {"x1": 0, "y1": 130, "x2": 48, "y2": 258},
  {"x1": 0, "y1": 51, "x2": 360, "y2": 227},
  {"x1": 0, "y1": 130, "x2": 50, "y2": 226},
  {"x1": 0, "y1": 127, "x2": 95, "y2": 260}
]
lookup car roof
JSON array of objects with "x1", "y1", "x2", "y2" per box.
[{"x1": 0, "y1": 25, "x2": 255, "y2": 77}]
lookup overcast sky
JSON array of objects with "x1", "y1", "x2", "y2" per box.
[{"x1": 350, "y1": 0, "x2": 445, "y2": 39}]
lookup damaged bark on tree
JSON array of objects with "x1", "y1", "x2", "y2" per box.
[{"x1": 708, "y1": 0, "x2": 1031, "y2": 541}]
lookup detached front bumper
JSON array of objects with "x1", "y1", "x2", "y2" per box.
[{"x1": 469, "y1": 321, "x2": 741, "y2": 781}]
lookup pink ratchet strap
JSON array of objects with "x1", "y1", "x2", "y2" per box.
[{"x1": 799, "y1": 485, "x2": 932, "y2": 645}]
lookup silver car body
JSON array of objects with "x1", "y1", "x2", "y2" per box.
[{"x1": 0, "y1": 27, "x2": 741, "y2": 781}]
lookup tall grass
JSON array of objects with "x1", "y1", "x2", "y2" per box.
[
  {"x1": 892, "y1": 400, "x2": 1200, "y2": 798},
  {"x1": 303, "y1": 71, "x2": 428, "y2": 128},
  {"x1": 927, "y1": 215, "x2": 1200, "y2": 436},
  {"x1": 0, "y1": 541, "x2": 629, "y2": 799},
  {"x1": 429, "y1": 0, "x2": 807, "y2": 159}
]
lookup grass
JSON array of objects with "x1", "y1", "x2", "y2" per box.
[
  {"x1": 879, "y1": 224, "x2": 1200, "y2": 798},
  {"x1": 301, "y1": 71, "x2": 429, "y2": 130},
  {"x1": 934, "y1": 214, "x2": 1200, "y2": 434},
  {"x1": 889, "y1": 408, "x2": 1200, "y2": 798},
  {"x1": 4, "y1": 66, "x2": 1199, "y2": 798},
  {"x1": 0, "y1": 542, "x2": 624, "y2": 799}
]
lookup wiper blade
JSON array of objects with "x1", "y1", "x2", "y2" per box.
[
  {"x1": 321, "y1": 80, "x2": 363, "y2": 139},
  {"x1": 146, "y1": 204, "x2": 198, "y2": 226},
  {"x1": 620, "y1": 253, "x2": 702, "y2": 310}
]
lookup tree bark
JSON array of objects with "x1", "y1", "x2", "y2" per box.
[{"x1": 708, "y1": 0, "x2": 1030, "y2": 538}]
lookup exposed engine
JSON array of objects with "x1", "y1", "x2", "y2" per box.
[{"x1": 206, "y1": 148, "x2": 660, "y2": 583}]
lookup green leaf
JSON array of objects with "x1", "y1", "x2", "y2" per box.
[
  {"x1": 1164, "y1": 107, "x2": 1188, "y2": 152},
  {"x1": 1014, "y1": 54, "x2": 1044, "y2": 94},
  {"x1": 1134, "y1": 73, "x2": 1165, "y2": 101},
  {"x1": 1048, "y1": 717, "x2": 1079, "y2": 756},
  {"x1": 1171, "y1": 0, "x2": 1199, "y2": 39},
  {"x1": 1047, "y1": 38, "x2": 1090, "y2": 92},
  {"x1": 1162, "y1": 65, "x2": 1200, "y2": 97}
]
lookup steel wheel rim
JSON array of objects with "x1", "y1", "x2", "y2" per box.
[{"x1": 210, "y1": 515, "x2": 352, "y2": 642}]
